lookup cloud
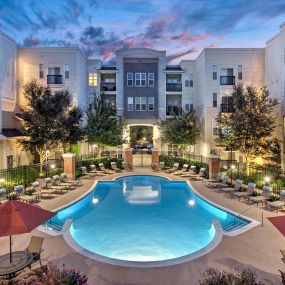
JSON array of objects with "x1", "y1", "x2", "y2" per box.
[
  {"x1": 23, "y1": 35, "x2": 40, "y2": 47},
  {"x1": 167, "y1": 48, "x2": 196, "y2": 61}
]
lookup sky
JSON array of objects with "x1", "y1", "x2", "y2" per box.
[{"x1": 1, "y1": 0, "x2": 285, "y2": 63}]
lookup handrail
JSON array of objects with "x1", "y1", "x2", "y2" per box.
[{"x1": 232, "y1": 205, "x2": 255, "y2": 221}]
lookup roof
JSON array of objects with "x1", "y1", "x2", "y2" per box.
[
  {"x1": 1, "y1": 129, "x2": 24, "y2": 137},
  {"x1": 99, "y1": 66, "x2": 117, "y2": 71},
  {"x1": 165, "y1": 65, "x2": 183, "y2": 71}
]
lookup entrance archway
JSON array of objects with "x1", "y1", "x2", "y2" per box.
[{"x1": 130, "y1": 125, "x2": 153, "y2": 149}]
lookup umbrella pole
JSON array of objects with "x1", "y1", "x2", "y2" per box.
[{"x1": 10, "y1": 236, "x2": 12, "y2": 263}]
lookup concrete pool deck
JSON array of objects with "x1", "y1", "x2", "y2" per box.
[{"x1": 0, "y1": 168, "x2": 284, "y2": 284}]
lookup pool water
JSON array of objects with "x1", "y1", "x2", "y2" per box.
[{"x1": 51, "y1": 175, "x2": 248, "y2": 262}]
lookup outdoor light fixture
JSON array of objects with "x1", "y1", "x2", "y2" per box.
[
  {"x1": 264, "y1": 176, "x2": 270, "y2": 183},
  {"x1": 231, "y1": 164, "x2": 235, "y2": 169},
  {"x1": 50, "y1": 164, "x2": 55, "y2": 169},
  {"x1": 223, "y1": 165, "x2": 228, "y2": 170},
  {"x1": 92, "y1": 197, "x2": 99, "y2": 204},
  {"x1": 0, "y1": 178, "x2": 4, "y2": 184},
  {"x1": 188, "y1": 199, "x2": 195, "y2": 206}
]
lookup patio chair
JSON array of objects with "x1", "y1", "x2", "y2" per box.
[
  {"x1": 98, "y1": 163, "x2": 114, "y2": 174},
  {"x1": 232, "y1": 182, "x2": 256, "y2": 200},
  {"x1": 158, "y1": 161, "x2": 165, "y2": 171},
  {"x1": 220, "y1": 179, "x2": 243, "y2": 196},
  {"x1": 267, "y1": 190, "x2": 285, "y2": 212},
  {"x1": 44, "y1": 178, "x2": 63, "y2": 195},
  {"x1": 166, "y1": 163, "x2": 179, "y2": 173},
  {"x1": 14, "y1": 185, "x2": 36, "y2": 203},
  {"x1": 60, "y1": 173, "x2": 82, "y2": 187},
  {"x1": 122, "y1": 161, "x2": 132, "y2": 171},
  {"x1": 206, "y1": 172, "x2": 224, "y2": 184},
  {"x1": 26, "y1": 236, "x2": 44, "y2": 266},
  {"x1": 80, "y1": 166, "x2": 93, "y2": 178},
  {"x1": 52, "y1": 175, "x2": 72, "y2": 191},
  {"x1": 110, "y1": 161, "x2": 123, "y2": 172},
  {"x1": 173, "y1": 164, "x2": 189, "y2": 176},
  {"x1": 249, "y1": 185, "x2": 272, "y2": 206},
  {"x1": 206, "y1": 175, "x2": 229, "y2": 189},
  {"x1": 0, "y1": 188, "x2": 7, "y2": 203},
  {"x1": 89, "y1": 164, "x2": 105, "y2": 176},
  {"x1": 190, "y1": 167, "x2": 207, "y2": 180},
  {"x1": 31, "y1": 181, "x2": 54, "y2": 199}
]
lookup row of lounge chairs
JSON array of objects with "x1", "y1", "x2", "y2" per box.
[
  {"x1": 0, "y1": 173, "x2": 82, "y2": 204},
  {"x1": 156, "y1": 162, "x2": 206, "y2": 180},
  {"x1": 206, "y1": 172, "x2": 285, "y2": 212}
]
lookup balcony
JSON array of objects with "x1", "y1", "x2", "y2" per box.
[
  {"x1": 166, "y1": 106, "x2": 182, "y2": 116},
  {"x1": 100, "y1": 82, "x2": 116, "y2": 92},
  {"x1": 47, "y1": 75, "x2": 62, "y2": 85},
  {"x1": 221, "y1": 103, "x2": 234, "y2": 113},
  {"x1": 166, "y1": 83, "x2": 182, "y2": 92},
  {"x1": 220, "y1": 76, "x2": 235, "y2": 85}
]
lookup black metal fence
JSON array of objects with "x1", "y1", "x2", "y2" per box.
[
  {"x1": 221, "y1": 159, "x2": 284, "y2": 195},
  {"x1": 159, "y1": 151, "x2": 208, "y2": 164},
  {"x1": 0, "y1": 159, "x2": 63, "y2": 191}
]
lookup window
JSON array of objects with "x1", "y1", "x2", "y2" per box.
[
  {"x1": 128, "y1": 97, "x2": 133, "y2": 111},
  {"x1": 127, "y1": 73, "x2": 133, "y2": 86},
  {"x1": 189, "y1": 74, "x2": 193, "y2": 87},
  {"x1": 39, "y1": 64, "x2": 44, "y2": 79},
  {"x1": 64, "y1": 64, "x2": 70, "y2": 79},
  {"x1": 212, "y1": 65, "x2": 217, "y2": 80},
  {"x1": 89, "y1": 73, "x2": 97, "y2": 86},
  {"x1": 185, "y1": 98, "x2": 193, "y2": 111},
  {"x1": 213, "y1": 92, "x2": 217, "y2": 107},
  {"x1": 221, "y1": 96, "x2": 234, "y2": 112},
  {"x1": 148, "y1": 73, "x2": 154, "y2": 87},
  {"x1": 185, "y1": 74, "x2": 190, "y2": 87},
  {"x1": 135, "y1": 73, "x2": 146, "y2": 87},
  {"x1": 212, "y1": 120, "x2": 218, "y2": 136},
  {"x1": 148, "y1": 97, "x2": 154, "y2": 111},
  {"x1": 135, "y1": 97, "x2": 147, "y2": 111},
  {"x1": 238, "y1": 65, "x2": 242, "y2": 80},
  {"x1": 48, "y1": 67, "x2": 60, "y2": 75}
]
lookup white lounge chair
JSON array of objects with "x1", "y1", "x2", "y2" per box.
[
  {"x1": 232, "y1": 182, "x2": 256, "y2": 200},
  {"x1": 166, "y1": 163, "x2": 179, "y2": 173},
  {"x1": 111, "y1": 161, "x2": 123, "y2": 172},
  {"x1": 207, "y1": 175, "x2": 229, "y2": 189},
  {"x1": 158, "y1": 161, "x2": 165, "y2": 171},
  {"x1": 89, "y1": 164, "x2": 105, "y2": 176},
  {"x1": 80, "y1": 166, "x2": 94, "y2": 178},
  {"x1": 0, "y1": 188, "x2": 7, "y2": 203},
  {"x1": 60, "y1": 173, "x2": 82, "y2": 187},
  {"x1": 249, "y1": 185, "x2": 272, "y2": 206},
  {"x1": 221, "y1": 179, "x2": 243, "y2": 196},
  {"x1": 173, "y1": 164, "x2": 189, "y2": 175},
  {"x1": 14, "y1": 185, "x2": 36, "y2": 203},
  {"x1": 98, "y1": 163, "x2": 114, "y2": 174},
  {"x1": 267, "y1": 190, "x2": 285, "y2": 212}
]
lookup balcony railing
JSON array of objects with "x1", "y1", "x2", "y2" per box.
[
  {"x1": 166, "y1": 106, "x2": 182, "y2": 116},
  {"x1": 221, "y1": 103, "x2": 234, "y2": 113},
  {"x1": 100, "y1": 82, "x2": 116, "y2": 91},
  {"x1": 166, "y1": 83, "x2": 182, "y2": 92},
  {"x1": 220, "y1": 76, "x2": 235, "y2": 85},
  {"x1": 47, "y1": 75, "x2": 62, "y2": 85}
]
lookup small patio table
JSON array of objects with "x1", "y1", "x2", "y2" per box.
[{"x1": 0, "y1": 251, "x2": 33, "y2": 278}]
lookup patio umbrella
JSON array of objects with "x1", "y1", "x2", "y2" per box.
[{"x1": 0, "y1": 200, "x2": 55, "y2": 262}]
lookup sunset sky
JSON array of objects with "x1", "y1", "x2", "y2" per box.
[{"x1": 1, "y1": 0, "x2": 285, "y2": 63}]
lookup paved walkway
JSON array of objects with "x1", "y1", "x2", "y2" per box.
[{"x1": 0, "y1": 168, "x2": 284, "y2": 284}]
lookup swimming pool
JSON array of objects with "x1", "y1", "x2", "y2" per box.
[{"x1": 48, "y1": 175, "x2": 253, "y2": 265}]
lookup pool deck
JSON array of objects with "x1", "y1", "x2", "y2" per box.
[{"x1": 1, "y1": 168, "x2": 284, "y2": 284}]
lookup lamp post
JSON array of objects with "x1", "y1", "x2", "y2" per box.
[
  {"x1": 45, "y1": 148, "x2": 50, "y2": 178},
  {"x1": 225, "y1": 145, "x2": 234, "y2": 185}
]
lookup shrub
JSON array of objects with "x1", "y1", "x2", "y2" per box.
[{"x1": 199, "y1": 268, "x2": 266, "y2": 285}]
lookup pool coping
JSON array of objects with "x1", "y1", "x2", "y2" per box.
[{"x1": 38, "y1": 173, "x2": 260, "y2": 267}]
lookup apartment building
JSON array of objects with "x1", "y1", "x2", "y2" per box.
[{"x1": 0, "y1": 22, "x2": 285, "y2": 169}]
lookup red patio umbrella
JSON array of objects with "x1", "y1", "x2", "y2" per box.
[{"x1": 0, "y1": 200, "x2": 55, "y2": 262}]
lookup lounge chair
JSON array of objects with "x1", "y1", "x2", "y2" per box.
[
  {"x1": 52, "y1": 175, "x2": 72, "y2": 191},
  {"x1": 45, "y1": 178, "x2": 64, "y2": 195},
  {"x1": 221, "y1": 179, "x2": 243, "y2": 196},
  {"x1": 80, "y1": 166, "x2": 94, "y2": 178},
  {"x1": 166, "y1": 163, "x2": 179, "y2": 173},
  {"x1": 26, "y1": 236, "x2": 44, "y2": 266},
  {"x1": 173, "y1": 164, "x2": 189, "y2": 176},
  {"x1": 206, "y1": 172, "x2": 224, "y2": 184},
  {"x1": 232, "y1": 182, "x2": 256, "y2": 200},
  {"x1": 110, "y1": 162, "x2": 123, "y2": 172},
  {"x1": 14, "y1": 185, "x2": 36, "y2": 203},
  {"x1": 98, "y1": 163, "x2": 114, "y2": 174},
  {"x1": 89, "y1": 164, "x2": 105, "y2": 176},
  {"x1": 249, "y1": 185, "x2": 272, "y2": 206},
  {"x1": 158, "y1": 161, "x2": 165, "y2": 171},
  {"x1": 267, "y1": 190, "x2": 285, "y2": 212},
  {"x1": 60, "y1": 173, "x2": 82, "y2": 187},
  {"x1": 122, "y1": 161, "x2": 132, "y2": 171},
  {"x1": 0, "y1": 188, "x2": 7, "y2": 203},
  {"x1": 191, "y1": 167, "x2": 207, "y2": 180},
  {"x1": 31, "y1": 181, "x2": 54, "y2": 199},
  {"x1": 206, "y1": 175, "x2": 229, "y2": 189}
]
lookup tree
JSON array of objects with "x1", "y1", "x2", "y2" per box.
[
  {"x1": 263, "y1": 138, "x2": 281, "y2": 167},
  {"x1": 160, "y1": 110, "x2": 200, "y2": 151},
  {"x1": 85, "y1": 94, "x2": 125, "y2": 150},
  {"x1": 18, "y1": 80, "x2": 83, "y2": 172},
  {"x1": 216, "y1": 83, "x2": 278, "y2": 174}
]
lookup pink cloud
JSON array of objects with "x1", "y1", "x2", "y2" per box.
[{"x1": 171, "y1": 33, "x2": 211, "y2": 44}]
